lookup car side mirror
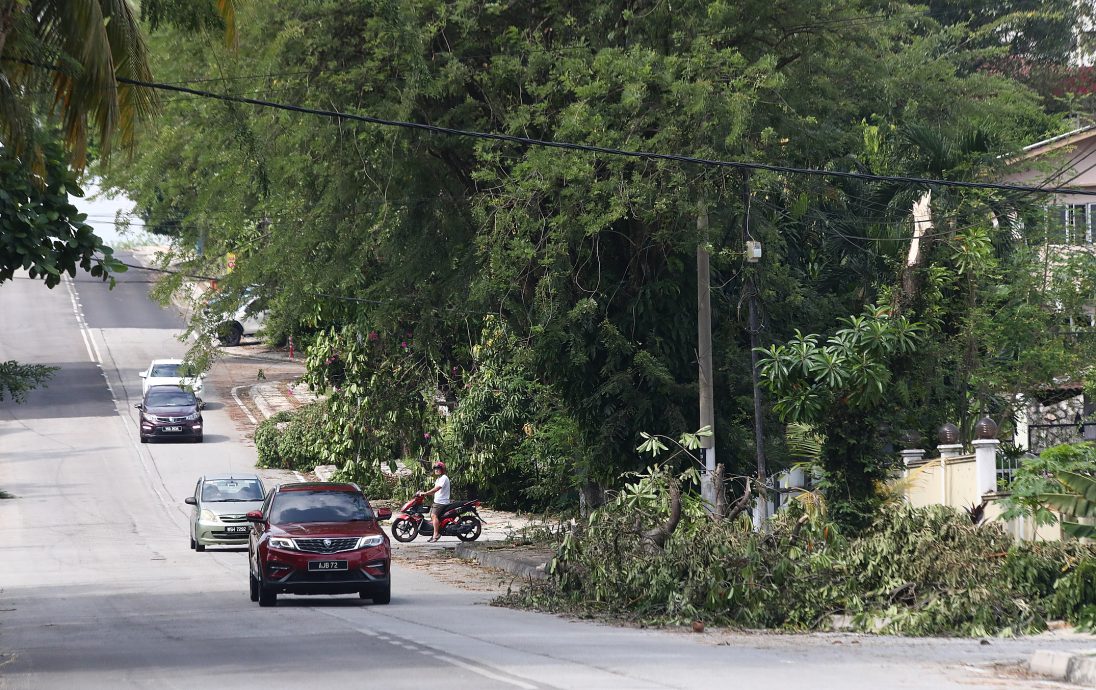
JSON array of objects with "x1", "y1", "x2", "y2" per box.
[
  {"x1": 245, "y1": 510, "x2": 264, "y2": 522},
  {"x1": 134, "y1": 403, "x2": 143, "y2": 410},
  {"x1": 184, "y1": 497, "x2": 197, "y2": 505},
  {"x1": 138, "y1": 372, "x2": 146, "y2": 378},
  {"x1": 197, "y1": 401, "x2": 206, "y2": 410},
  {"x1": 375, "y1": 508, "x2": 392, "y2": 521}
]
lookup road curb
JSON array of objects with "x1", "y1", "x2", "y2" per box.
[
  {"x1": 453, "y1": 544, "x2": 549, "y2": 580},
  {"x1": 1029, "y1": 648, "x2": 1096, "y2": 686}
]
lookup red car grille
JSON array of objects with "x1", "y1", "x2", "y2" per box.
[{"x1": 294, "y1": 537, "x2": 358, "y2": 553}]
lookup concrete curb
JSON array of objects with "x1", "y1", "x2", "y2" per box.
[
  {"x1": 1029, "y1": 649, "x2": 1096, "y2": 686},
  {"x1": 453, "y1": 544, "x2": 549, "y2": 580}
]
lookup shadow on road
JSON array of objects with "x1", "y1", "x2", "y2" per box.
[{"x1": 266, "y1": 597, "x2": 389, "y2": 608}]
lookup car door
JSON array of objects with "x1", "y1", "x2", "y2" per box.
[
  {"x1": 191, "y1": 479, "x2": 203, "y2": 538},
  {"x1": 250, "y1": 490, "x2": 273, "y2": 566}
]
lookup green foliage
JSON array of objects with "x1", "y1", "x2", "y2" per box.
[
  {"x1": 0, "y1": 0, "x2": 157, "y2": 168},
  {"x1": 253, "y1": 410, "x2": 292, "y2": 467},
  {"x1": 758, "y1": 304, "x2": 924, "y2": 422},
  {"x1": 1039, "y1": 471, "x2": 1096, "y2": 540},
  {"x1": 303, "y1": 326, "x2": 442, "y2": 485},
  {"x1": 510, "y1": 474, "x2": 1096, "y2": 635},
  {"x1": 0, "y1": 141, "x2": 125, "y2": 288},
  {"x1": 0, "y1": 360, "x2": 59, "y2": 403},
  {"x1": 253, "y1": 402, "x2": 329, "y2": 473},
  {"x1": 1002, "y1": 443, "x2": 1096, "y2": 527},
  {"x1": 99, "y1": 0, "x2": 1082, "y2": 513},
  {"x1": 757, "y1": 305, "x2": 925, "y2": 525}
]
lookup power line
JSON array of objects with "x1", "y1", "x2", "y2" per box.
[
  {"x1": 9, "y1": 58, "x2": 1094, "y2": 199},
  {"x1": 107, "y1": 73, "x2": 1096, "y2": 198}
]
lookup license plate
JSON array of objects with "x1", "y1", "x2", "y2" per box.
[
  {"x1": 308, "y1": 560, "x2": 348, "y2": 571},
  {"x1": 163, "y1": 426, "x2": 182, "y2": 432},
  {"x1": 225, "y1": 526, "x2": 248, "y2": 533}
]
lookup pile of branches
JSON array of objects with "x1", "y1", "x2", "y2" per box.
[{"x1": 502, "y1": 469, "x2": 1096, "y2": 636}]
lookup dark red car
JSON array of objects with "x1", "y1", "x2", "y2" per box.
[{"x1": 247, "y1": 483, "x2": 392, "y2": 607}]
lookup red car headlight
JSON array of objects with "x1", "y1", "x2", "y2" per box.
[
  {"x1": 268, "y1": 537, "x2": 297, "y2": 550},
  {"x1": 356, "y1": 535, "x2": 384, "y2": 549}
]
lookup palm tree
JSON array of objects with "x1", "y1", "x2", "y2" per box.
[
  {"x1": 0, "y1": 0, "x2": 236, "y2": 169},
  {"x1": 0, "y1": 0, "x2": 161, "y2": 169}
]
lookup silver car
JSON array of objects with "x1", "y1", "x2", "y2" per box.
[{"x1": 185, "y1": 475, "x2": 266, "y2": 551}]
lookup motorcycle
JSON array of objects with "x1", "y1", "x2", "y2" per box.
[{"x1": 390, "y1": 494, "x2": 484, "y2": 543}]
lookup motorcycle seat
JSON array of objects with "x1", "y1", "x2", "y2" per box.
[{"x1": 439, "y1": 499, "x2": 477, "y2": 514}]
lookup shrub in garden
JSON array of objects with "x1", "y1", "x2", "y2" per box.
[
  {"x1": 253, "y1": 401, "x2": 328, "y2": 473},
  {"x1": 254, "y1": 410, "x2": 292, "y2": 467}
]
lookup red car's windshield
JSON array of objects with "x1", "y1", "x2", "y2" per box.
[{"x1": 270, "y1": 491, "x2": 373, "y2": 523}]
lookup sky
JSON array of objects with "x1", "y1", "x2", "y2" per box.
[{"x1": 72, "y1": 177, "x2": 149, "y2": 247}]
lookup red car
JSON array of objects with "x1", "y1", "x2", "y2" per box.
[{"x1": 247, "y1": 483, "x2": 392, "y2": 607}]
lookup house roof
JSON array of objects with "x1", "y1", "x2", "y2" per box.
[{"x1": 1013, "y1": 125, "x2": 1096, "y2": 163}]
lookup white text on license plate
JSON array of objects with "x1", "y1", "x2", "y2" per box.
[{"x1": 308, "y1": 561, "x2": 348, "y2": 571}]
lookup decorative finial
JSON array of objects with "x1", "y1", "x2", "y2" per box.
[
  {"x1": 937, "y1": 422, "x2": 960, "y2": 445},
  {"x1": 974, "y1": 416, "x2": 999, "y2": 440}
]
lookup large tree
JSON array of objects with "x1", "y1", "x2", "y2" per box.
[{"x1": 100, "y1": 0, "x2": 1073, "y2": 512}]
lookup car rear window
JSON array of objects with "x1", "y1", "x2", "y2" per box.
[
  {"x1": 203, "y1": 479, "x2": 264, "y2": 502},
  {"x1": 150, "y1": 364, "x2": 181, "y2": 377},
  {"x1": 269, "y1": 491, "x2": 373, "y2": 523}
]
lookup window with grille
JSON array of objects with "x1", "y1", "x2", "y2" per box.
[{"x1": 1047, "y1": 203, "x2": 1096, "y2": 245}]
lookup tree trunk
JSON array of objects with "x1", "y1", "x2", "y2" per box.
[
  {"x1": 642, "y1": 479, "x2": 681, "y2": 550},
  {"x1": 579, "y1": 481, "x2": 603, "y2": 517},
  {"x1": 899, "y1": 191, "x2": 933, "y2": 307},
  {"x1": 0, "y1": 0, "x2": 20, "y2": 60},
  {"x1": 712, "y1": 463, "x2": 726, "y2": 519}
]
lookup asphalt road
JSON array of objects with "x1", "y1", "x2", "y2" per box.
[{"x1": 0, "y1": 261, "x2": 1090, "y2": 689}]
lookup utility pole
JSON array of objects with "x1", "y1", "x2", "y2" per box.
[
  {"x1": 742, "y1": 172, "x2": 769, "y2": 527},
  {"x1": 697, "y1": 203, "x2": 717, "y2": 509}
]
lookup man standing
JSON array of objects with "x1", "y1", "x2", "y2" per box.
[{"x1": 417, "y1": 461, "x2": 450, "y2": 542}]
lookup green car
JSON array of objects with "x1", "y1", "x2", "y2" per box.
[{"x1": 186, "y1": 475, "x2": 266, "y2": 551}]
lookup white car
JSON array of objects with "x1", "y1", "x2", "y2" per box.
[
  {"x1": 139, "y1": 359, "x2": 204, "y2": 398},
  {"x1": 205, "y1": 291, "x2": 267, "y2": 346}
]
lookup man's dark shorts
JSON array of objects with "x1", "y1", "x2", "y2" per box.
[{"x1": 430, "y1": 502, "x2": 448, "y2": 517}]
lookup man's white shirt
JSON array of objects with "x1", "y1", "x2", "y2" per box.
[{"x1": 433, "y1": 474, "x2": 451, "y2": 504}]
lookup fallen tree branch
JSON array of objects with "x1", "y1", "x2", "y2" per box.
[
  {"x1": 641, "y1": 479, "x2": 681, "y2": 551},
  {"x1": 725, "y1": 477, "x2": 753, "y2": 522}
]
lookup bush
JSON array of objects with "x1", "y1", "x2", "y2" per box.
[
  {"x1": 254, "y1": 410, "x2": 292, "y2": 466},
  {"x1": 506, "y1": 468, "x2": 1096, "y2": 636},
  {"x1": 254, "y1": 401, "x2": 329, "y2": 472}
]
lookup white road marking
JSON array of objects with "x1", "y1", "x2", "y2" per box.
[
  {"x1": 319, "y1": 610, "x2": 539, "y2": 690},
  {"x1": 431, "y1": 653, "x2": 538, "y2": 689},
  {"x1": 65, "y1": 278, "x2": 96, "y2": 364},
  {"x1": 230, "y1": 385, "x2": 259, "y2": 425},
  {"x1": 64, "y1": 276, "x2": 178, "y2": 516}
]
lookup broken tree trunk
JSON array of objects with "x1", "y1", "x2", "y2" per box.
[{"x1": 641, "y1": 479, "x2": 681, "y2": 550}]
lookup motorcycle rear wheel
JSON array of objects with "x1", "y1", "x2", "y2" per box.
[
  {"x1": 456, "y1": 516, "x2": 482, "y2": 542},
  {"x1": 391, "y1": 518, "x2": 419, "y2": 542}
]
